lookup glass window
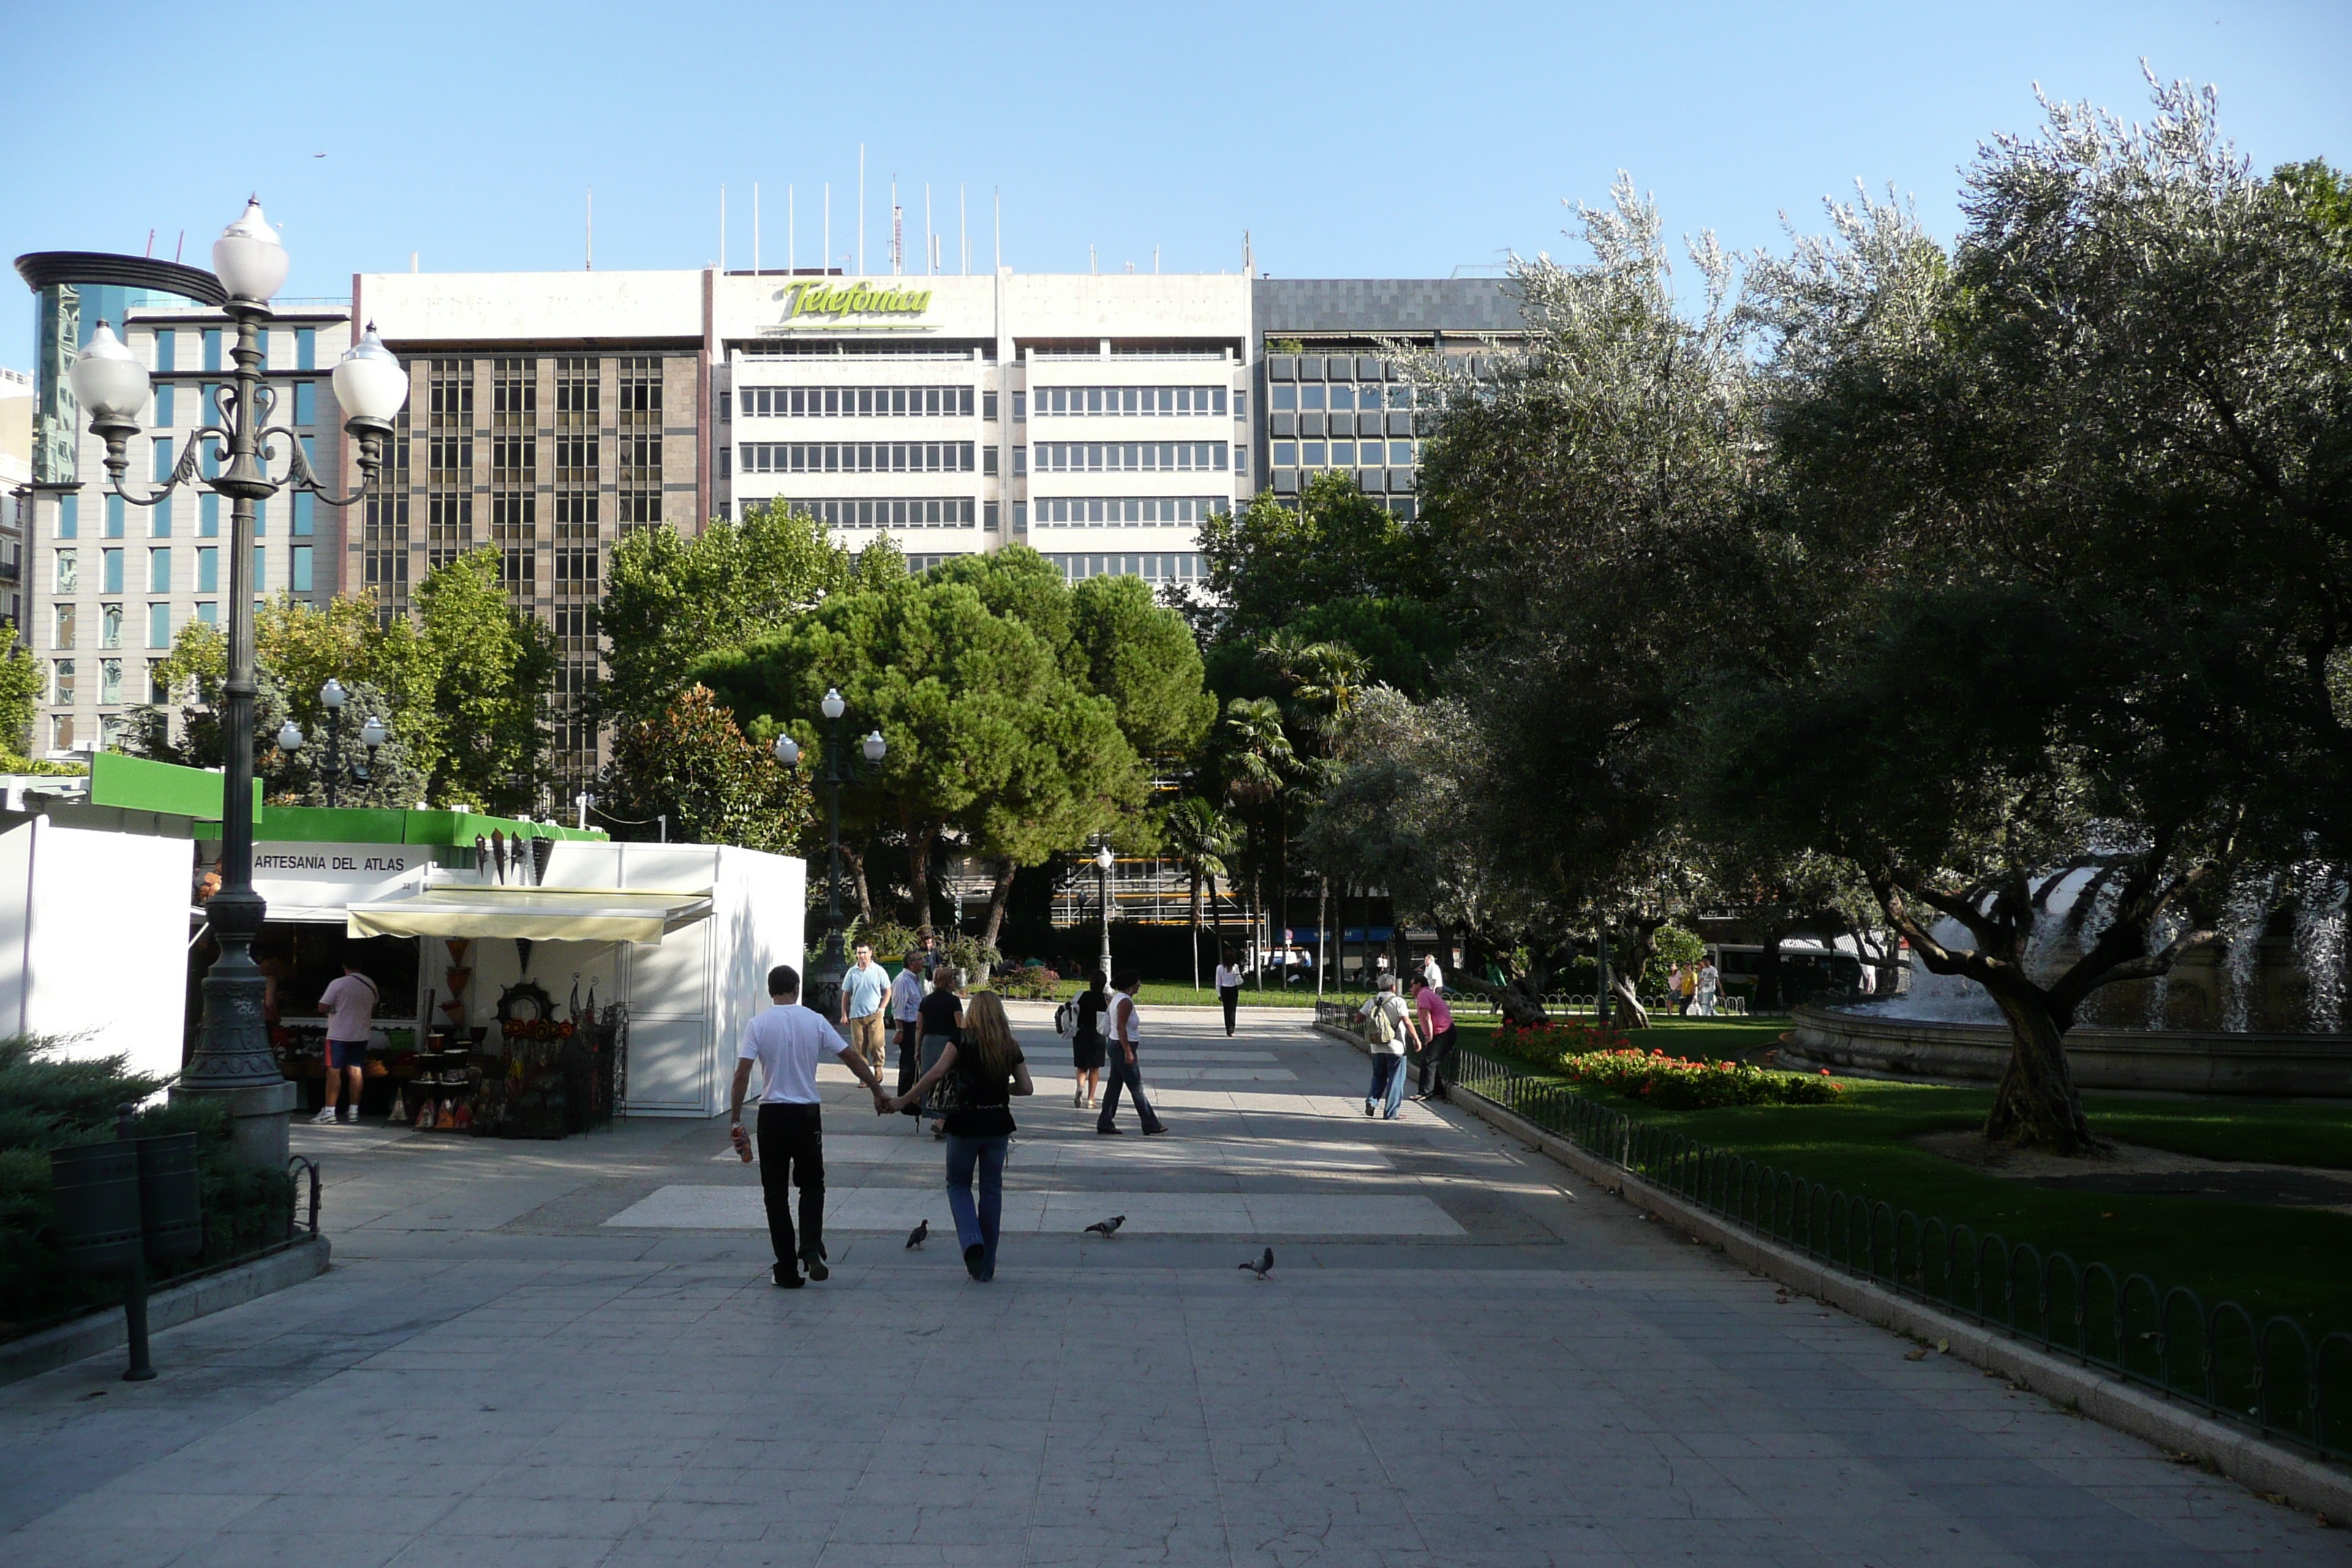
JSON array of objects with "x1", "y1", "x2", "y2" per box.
[
  {"x1": 1333, "y1": 442, "x2": 1356, "y2": 467},
  {"x1": 196, "y1": 602, "x2": 216, "y2": 627},
  {"x1": 200, "y1": 494, "x2": 220, "y2": 538},
  {"x1": 50, "y1": 660, "x2": 74, "y2": 705},
  {"x1": 154, "y1": 383, "x2": 175, "y2": 426},
  {"x1": 147, "y1": 603, "x2": 171, "y2": 648},
  {"x1": 102, "y1": 549, "x2": 124, "y2": 593},
  {"x1": 55, "y1": 550, "x2": 77, "y2": 592},
  {"x1": 1390, "y1": 441, "x2": 1414, "y2": 464},
  {"x1": 1330, "y1": 386, "x2": 1355, "y2": 411},
  {"x1": 293, "y1": 382, "x2": 317, "y2": 426},
  {"x1": 197, "y1": 547, "x2": 218, "y2": 592},
  {"x1": 1302, "y1": 442, "x2": 1326, "y2": 467},
  {"x1": 1300, "y1": 385, "x2": 1324, "y2": 410},
  {"x1": 203, "y1": 329, "x2": 222, "y2": 372},
  {"x1": 295, "y1": 327, "x2": 316, "y2": 371},
  {"x1": 292, "y1": 546, "x2": 314, "y2": 593},
  {"x1": 56, "y1": 495, "x2": 77, "y2": 539},
  {"x1": 154, "y1": 329, "x2": 176, "y2": 372},
  {"x1": 105, "y1": 496, "x2": 125, "y2": 538},
  {"x1": 1273, "y1": 441, "x2": 1296, "y2": 467},
  {"x1": 100, "y1": 604, "x2": 122, "y2": 648},
  {"x1": 52, "y1": 604, "x2": 75, "y2": 649},
  {"x1": 148, "y1": 548, "x2": 170, "y2": 592},
  {"x1": 1270, "y1": 385, "x2": 1294, "y2": 412},
  {"x1": 99, "y1": 659, "x2": 121, "y2": 705}
]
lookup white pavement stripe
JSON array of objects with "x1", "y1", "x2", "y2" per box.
[{"x1": 605, "y1": 1184, "x2": 1463, "y2": 1235}]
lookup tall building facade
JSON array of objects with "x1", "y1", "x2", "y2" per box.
[{"x1": 24, "y1": 282, "x2": 353, "y2": 758}]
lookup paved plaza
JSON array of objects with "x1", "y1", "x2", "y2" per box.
[{"x1": 1, "y1": 1004, "x2": 2342, "y2": 1567}]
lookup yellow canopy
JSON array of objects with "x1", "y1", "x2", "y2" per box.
[{"x1": 345, "y1": 886, "x2": 712, "y2": 946}]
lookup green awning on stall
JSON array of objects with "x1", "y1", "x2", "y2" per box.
[{"x1": 345, "y1": 886, "x2": 712, "y2": 945}]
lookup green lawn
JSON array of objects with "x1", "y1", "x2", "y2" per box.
[{"x1": 1452, "y1": 1020, "x2": 2352, "y2": 1335}]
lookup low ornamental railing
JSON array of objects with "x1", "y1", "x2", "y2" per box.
[{"x1": 1440, "y1": 1041, "x2": 2352, "y2": 1463}]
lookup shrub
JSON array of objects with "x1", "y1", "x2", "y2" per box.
[{"x1": 1556, "y1": 1047, "x2": 1843, "y2": 1109}]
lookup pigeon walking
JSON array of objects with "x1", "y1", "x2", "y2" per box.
[
  {"x1": 1084, "y1": 1215, "x2": 1126, "y2": 1237},
  {"x1": 905, "y1": 1219, "x2": 928, "y2": 1250},
  {"x1": 1238, "y1": 1246, "x2": 1274, "y2": 1279}
]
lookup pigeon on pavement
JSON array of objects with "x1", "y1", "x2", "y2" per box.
[
  {"x1": 1238, "y1": 1246, "x2": 1274, "y2": 1279},
  {"x1": 905, "y1": 1219, "x2": 928, "y2": 1250},
  {"x1": 1085, "y1": 1215, "x2": 1126, "y2": 1236}
]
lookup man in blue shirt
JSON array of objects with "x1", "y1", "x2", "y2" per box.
[{"x1": 839, "y1": 941, "x2": 892, "y2": 1075}]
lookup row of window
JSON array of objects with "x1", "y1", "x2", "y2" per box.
[
  {"x1": 737, "y1": 385, "x2": 978, "y2": 418},
  {"x1": 1033, "y1": 442, "x2": 1227, "y2": 473},
  {"x1": 1031, "y1": 385, "x2": 1229, "y2": 418},
  {"x1": 1269, "y1": 383, "x2": 1416, "y2": 412},
  {"x1": 50, "y1": 490, "x2": 315, "y2": 541},
  {"x1": 150, "y1": 325, "x2": 317, "y2": 373},
  {"x1": 738, "y1": 441, "x2": 978, "y2": 475},
  {"x1": 50, "y1": 546, "x2": 312, "y2": 604},
  {"x1": 1026, "y1": 497, "x2": 1229, "y2": 527},
  {"x1": 1273, "y1": 440, "x2": 1418, "y2": 469},
  {"x1": 790, "y1": 497, "x2": 980, "y2": 530}
]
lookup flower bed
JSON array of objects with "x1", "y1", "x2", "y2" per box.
[{"x1": 1556, "y1": 1047, "x2": 1843, "y2": 1109}]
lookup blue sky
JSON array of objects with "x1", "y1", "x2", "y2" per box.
[{"x1": 4, "y1": 0, "x2": 2346, "y2": 369}]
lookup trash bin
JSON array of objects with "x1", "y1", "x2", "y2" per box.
[{"x1": 49, "y1": 1141, "x2": 144, "y2": 1275}]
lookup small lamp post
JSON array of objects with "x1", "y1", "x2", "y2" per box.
[
  {"x1": 1093, "y1": 837, "x2": 1116, "y2": 987},
  {"x1": 773, "y1": 690, "x2": 886, "y2": 1019}
]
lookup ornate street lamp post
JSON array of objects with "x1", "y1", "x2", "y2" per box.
[
  {"x1": 774, "y1": 688, "x2": 885, "y2": 1019},
  {"x1": 1093, "y1": 837, "x2": 1116, "y2": 986},
  {"x1": 276, "y1": 679, "x2": 388, "y2": 807},
  {"x1": 42, "y1": 200, "x2": 410, "y2": 1167}
]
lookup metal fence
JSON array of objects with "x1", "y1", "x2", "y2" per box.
[{"x1": 1432, "y1": 1041, "x2": 2352, "y2": 1463}]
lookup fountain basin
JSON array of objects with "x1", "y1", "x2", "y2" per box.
[{"x1": 1782, "y1": 1003, "x2": 2352, "y2": 1097}]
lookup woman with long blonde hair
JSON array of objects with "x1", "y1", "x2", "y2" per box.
[{"x1": 888, "y1": 990, "x2": 1033, "y2": 1280}]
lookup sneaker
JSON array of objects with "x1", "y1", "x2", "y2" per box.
[
  {"x1": 771, "y1": 1263, "x2": 803, "y2": 1289},
  {"x1": 311, "y1": 1107, "x2": 339, "y2": 1124},
  {"x1": 802, "y1": 1251, "x2": 830, "y2": 1284},
  {"x1": 965, "y1": 1244, "x2": 987, "y2": 1280}
]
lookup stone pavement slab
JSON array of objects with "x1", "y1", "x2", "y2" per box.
[{"x1": 4, "y1": 1001, "x2": 2342, "y2": 1567}]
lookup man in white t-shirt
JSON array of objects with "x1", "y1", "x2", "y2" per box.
[{"x1": 730, "y1": 963, "x2": 889, "y2": 1288}]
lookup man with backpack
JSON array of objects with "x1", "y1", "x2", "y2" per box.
[{"x1": 1355, "y1": 975, "x2": 1422, "y2": 1120}]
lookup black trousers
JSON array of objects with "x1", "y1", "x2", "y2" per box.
[
  {"x1": 755, "y1": 1102, "x2": 825, "y2": 1266},
  {"x1": 1218, "y1": 985, "x2": 1239, "y2": 1036},
  {"x1": 1417, "y1": 1025, "x2": 1458, "y2": 1099}
]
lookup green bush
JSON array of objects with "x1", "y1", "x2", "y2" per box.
[{"x1": 0, "y1": 1036, "x2": 293, "y2": 1337}]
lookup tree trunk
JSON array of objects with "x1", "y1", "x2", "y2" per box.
[
  {"x1": 981, "y1": 857, "x2": 1018, "y2": 950},
  {"x1": 1982, "y1": 982, "x2": 2098, "y2": 1153}
]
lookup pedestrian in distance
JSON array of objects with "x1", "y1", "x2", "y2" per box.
[
  {"x1": 889, "y1": 990, "x2": 1033, "y2": 1281},
  {"x1": 1096, "y1": 969, "x2": 1167, "y2": 1136},
  {"x1": 1071, "y1": 967, "x2": 1109, "y2": 1109},
  {"x1": 916, "y1": 966, "x2": 965, "y2": 1139},
  {"x1": 890, "y1": 946, "x2": 927, "y2": 1115},
  {"x1": 1411, "y1": 976, "x2": 1457, "y2": 1104},
  {"x1": 312, "y1": 961, "x2": 379, "y2": 1124},
  {"x1": 1356, "y1": 974, "x2": 1420, "y2": 1119},
  {"x1": 1213, "y1": 950, "x2": 1242, "y2": 1037},
  {"x1": 728, "y1": 963, "x2": 889, "y2": 1289},
  {"x1": 838, "y1": 941, "x2": 892, "y2": 1077}
]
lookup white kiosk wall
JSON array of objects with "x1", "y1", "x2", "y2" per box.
[
  {"x1": 0, "y1": 818, "x2": 192, "y2": 1080},
  {"x1": 532, "y1": 842, "x2": 805, "y2": 1117}
]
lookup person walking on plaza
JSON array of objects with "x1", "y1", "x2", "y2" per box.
[
  {"x1": 891, "y1": 946, "x2": 927, "y2": 1114},
  {"x1": 1096, "y1": 970, "x2": 1167, "y2": 1136},
  {"x1": 839, "y1": 942, "x2": 892, "y2": 1077},
  {"x1": 1356, "y1": 975, "x2": 1421, "y2": 1119},
  {"x1": 889, "y1": 991, "x2": 1033, "y2": 1281},
  {"x1": 916, "y1": 966, "x2": 965, "y2": 1139},
  {"x1": 1071, "y1": 967, "x2": 1109, "y2": 1109},
  {"x1": 312, "y1": 961, "x2": 379, "y2": 1124},
  {"x1": 729, "y1": 964, "x2": 889, "y2": 1288},
  {"x1": 1214, "y1": 951, "x2": 1242, "y2": 1037},
  {"x1": 1411, "y1": 975, "x2": 1457, "y2": 1103}
]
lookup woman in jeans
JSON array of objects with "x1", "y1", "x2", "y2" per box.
[{"x1": 890, "y1": 991, "x2": 1032, "y2": 1280}]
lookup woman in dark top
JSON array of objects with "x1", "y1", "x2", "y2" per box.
[
  {"x1": 914, "y1": 968, "x2": 965, "y2": 1139},
  {"x1": 1070, "y1": 967, "x2": 1109, "y2": 1110},
  {"x1": 889, "y1": 990, "x2": 1032, "y2": 1280}
]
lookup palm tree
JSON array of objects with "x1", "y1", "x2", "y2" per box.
[{"x1": 1162, "y1": 796, "x2": 1232, "y2": 992}]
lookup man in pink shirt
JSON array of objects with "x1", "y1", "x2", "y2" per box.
[
  {"x1": 1411, "y1": 977, "x2": 1457, "y2": 1104},
  {"x1": 314, "y1": 962, "x2": 380, "y2": 1125}
]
